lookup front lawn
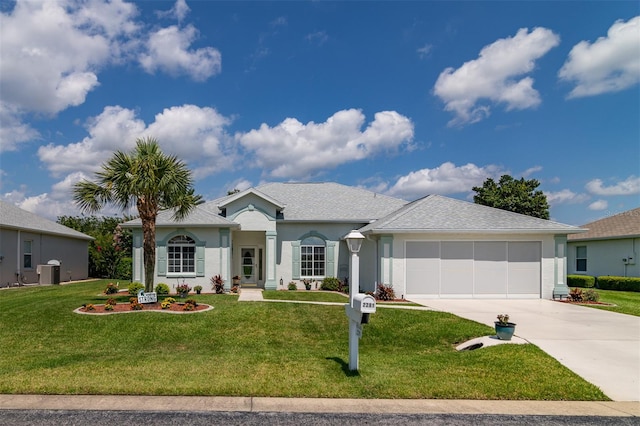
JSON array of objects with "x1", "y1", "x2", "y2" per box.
[
  {"x1": 0, "y1": 280, "x2": 607, "y2": 400},
  {"x1": 577, "y1": 289, "x2": 640, "y2": 317}
]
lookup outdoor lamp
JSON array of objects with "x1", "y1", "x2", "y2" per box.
[{"x1": 344, "y1": 230, "x2": 365, "y2": 254}]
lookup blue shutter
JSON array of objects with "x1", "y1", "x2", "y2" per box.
[
  {"x1": 291, "y1": 241, "x2": 300, "y2": 279},
  {"x1": 326, "y1": 241, "x2": 336, "y2": 277},
  {"x1": 196, "y1": 244, "x2": 205, "y2": 276},
  {"x1": 157, "y1": 245, "x2": 167, "y2": 276}
]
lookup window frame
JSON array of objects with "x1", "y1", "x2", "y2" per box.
[
  {"x1": 167, "y1": 235, "x2": 196, "y2": 276},
  {"x1": 23, "y1": 240, "x2": 33, "y2": 269},
  {"x1": 575, "y1": 245, "x2": 587, "y2": 272},
  {"x1": 300, "y1": 237, "x2": 326, "y2": 278}
]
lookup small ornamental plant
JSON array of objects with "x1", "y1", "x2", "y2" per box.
[
  {"x1": 182, "y1": 299, "x2": 198, "y2": 311},
  {"x1": 496, "y1": 314, "x2": 511, "y2": 326},
  {"x1": 210, "y1": 274, "x2": 225, "y2": 294},
  {"x1": 104, "y1": 283, "x2": 119, "y2": 294},
  {"x1": 155, "y1": 283, "x2": 170, "y2": 295},
  {"x1": 231, "y1": 285, "x2": 239, "y2": 293},
  {"x1": 375, "y1": 283, "x2": 396, "y2": 301},
  {"x1": 288, "y1": 281, "x2": 297, "y2": 291},
  {"x1": 164, "y1": 297, "x2": 176, "y2": 304},
  {"x1": 130, "y1": 301, "x2": 143, "y2": 310},
  {"x1": 176, "y1": 284, "x2": 191, "y2": 296},
  {"x1": 83, "y1": 303, "x2": 95, "y2": 311},
  {"x1": 106, "y1": 298, "x2": 117, "y2": 306},
  {"x1": 194, "y1": 285, "x2": 203, "y2": 294},
  {"x1": 105, "y1": 304, "x2": 114, "y2": 311},
  {"x1": 161, "y1": 300, "x2": 172, "y2": 309},
  {"x1": 184, "y1": 299, "x2": 198, "y2": 307},
  {"x1": 128, "y1": 282, "x2": 144, "y2": 295}
]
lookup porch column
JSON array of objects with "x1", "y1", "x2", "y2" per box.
[
  {"x1": 379, "y1": 235, "x2": 393, "y2": 285},
  {"x1": 553, "y1": 235, "x2": 569, "y2": 299},
  {"x1": 219, "y1": 229, "x2": 231, "y2": 291},
  {"x1": 265, "y1": 231, "x2": 277, "y2": 290}
]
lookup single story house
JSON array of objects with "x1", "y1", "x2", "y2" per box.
[
  {"x1": 567, "y1": 207, "x2": 639, "y2": 278},
  {"x1": 121, "y1": 182, "x2": 584, "y2": 299},
  {"x1": 0, "y1": 201, "x2": 93, "y2": 287}
]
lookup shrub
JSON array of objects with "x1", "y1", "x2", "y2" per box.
[
  {"x1": 83, "y1": 303, "x2": 95, "y2": 311},
  {"x1": 184, "y1": 299, "x2": 198, "y2": 307},
  {"x1": 182, "y1": 303, "x2": 195, "y2": 311},
  {"x1": 597, "y1": 276, "x2": 640, "y2": 292},
  {"x1": 320, "y1": 277, "x2": 341, "y2": 291},
  {"x1": 128, "y1": 282, "x2": 144, "y2": 295},
  {"x1": 569, "y1": 287, "x2": 583, "y2": 302},
  {"x1": 104, "y1": 282, "x2": 119, "y2": 294},
  {"x1": 161, "y1": 300, "x2": 171, "y2": 309},
  {"x1": 106, "y1": 298, "x2": 117, "y2": 306},
  {"x1": 288, "y1": 281, "x2": 297, "y2": 291},
  {"x1": 583, "y1": 289, "x2": 600, "y2": 302},
  {"x1": 176, "y1": 284, "x2": 191, "y2": 295},
  {"x1": 155, "y1": 283, "x2": 170, "y2": 295},
  {"x1": 210, "y1": 274, "x2": 225, "y2": 294},
  {"x1": 375, "y1": 283, "x2": 396, "y2": 301},
  {"x1": 105, "y1": 304, "x2": 114, "y2": 311},
  {"x1": 567, "y1": 275, "x2": 595, "y2": 288},
  {"x1": 164, "y1": 297, "x2": 176, "y2": 304},
  {"x1": 130, "y1": 301, "x2": 143, "y2": 310}
]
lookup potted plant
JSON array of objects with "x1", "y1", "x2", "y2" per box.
[
  {"x1": 211, "y1": 274, "x2": 225, "y2": 294},
  {"x1": 494, "y1": 314, "x2": 516, "y2": 340},
  {"x1": 232, "y1": 275, "x2": 241, "y2": 286},
  {"x1": 194, "y1": 285, "x2": 203, "y2": 295},
  {"x1": 176, "y1": 283, "x2": 191, "y2": 298},
  {"x1": 303, "y1": 278, "x2": 312, "y2": 290}
]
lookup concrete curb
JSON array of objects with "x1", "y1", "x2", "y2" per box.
[{"x1": 0, "y1": 395, "x2": 637, "y2": 417}]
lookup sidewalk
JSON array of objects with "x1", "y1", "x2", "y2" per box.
[{"x1": 0, "y1": 395, "x2": 637, "y2": 416}]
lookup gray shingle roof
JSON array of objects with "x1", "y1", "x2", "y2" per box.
[
  {"x1": 255, "y1": 182, "x2": 408, "y2": 222},
  {"x1": 0, "y1": 201, "x2": 93, "y2": 240},
  {"x1": 120, "y1": 205, "x2": 238, "y2": 228},
  {"x1": 360, "y1": 195, "x2": 585, "y2": 234},
  {"x1": 567, "y1": 207, "x2": 640, "y2": 241}
]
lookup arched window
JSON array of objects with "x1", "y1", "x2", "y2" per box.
[
  {"x1": 301, "y1": 236, "x2": 325, "y2": 277},
  {"x1": 168, "y1": 235, "x2": 195, "y2": 274}
]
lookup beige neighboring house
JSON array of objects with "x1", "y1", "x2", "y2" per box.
[
  {"x1": 0, "y1": 201, "x2": 92, "y2": 287},
  {"x1": 567, "y1": 207, "x2": 640, "y2": 278}
]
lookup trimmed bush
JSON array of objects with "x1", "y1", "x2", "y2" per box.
[
  {"x1": 127, "y1": 282, "x2": 144, "y2": 295},
  {"x1": 288, "y1": 282, "x2": 297, "y2": 291},
  {"x1": 155, "y1": 283, "x2": 170, "y2": 295},
  {"x1": 567, "y1": 275, "x2": 595, "y2": 288},
  {"x1": 583, "y1": 289, "x2": 600, "y2": 302},
  {"x1": 320, "y1": 277, "x2": 341, "y2": 291},
  {"x1": 375, "y1": 283, "x2": 396, "y2": 301},
  {"x1": 597, "y1": 276, "x2": 640, "y2": 292}
]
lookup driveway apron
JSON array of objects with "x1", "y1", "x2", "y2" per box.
[{"x1": 408, "y1": 298, "x2": 640, "y2": 402}]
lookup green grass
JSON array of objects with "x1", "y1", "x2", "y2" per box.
[
  {"x1": 263, "y1": 290, "x2": 348, "y2": 303},
  {"x1": 580, "y1": 289, "x2": 640, "y2": 317},
  {"x1": 0, "y1": 280, "x2": 607, "y2": 400}
]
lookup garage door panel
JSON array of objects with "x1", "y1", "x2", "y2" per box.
[
  {"x1": 508, "y1": 242, "x2": 540, "y2": 294},
  {"x1": 474, "y1": 242, "x2": 508, "y2": 294},
  {"x1": 406, "y1": 242, "x2": 439, "y2": 294},
  {"x1": 441, "y1": 242, "x2": 473, "y2": 294}
]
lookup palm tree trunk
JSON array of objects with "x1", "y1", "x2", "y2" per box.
[{"x1": 139, "y1": 200, "x2": 157, "y2": 293}]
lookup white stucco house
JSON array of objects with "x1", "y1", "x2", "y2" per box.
[
  {"x1": 567, "y1": 207, "x2": 640, "y2": 278},
  {"x1": 121, "y1": 182, "x2": 584, "y2": 299},
  {"x1": 0, "y1": 201, "x2": 92, "y2": 287}
]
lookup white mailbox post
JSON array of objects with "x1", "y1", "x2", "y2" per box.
[{"x1": 343, "y1": 230, "x2": 376, "y2": 372}]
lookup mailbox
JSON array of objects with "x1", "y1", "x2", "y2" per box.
[{"x1": 353, "y1": 293, "x2": 376, "y2": 314}]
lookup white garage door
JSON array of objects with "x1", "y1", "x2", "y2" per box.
[{"x1": 406, "y1": 241, "x2": 541, "y2": 298}]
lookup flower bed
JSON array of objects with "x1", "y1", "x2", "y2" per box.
[{"x1": 75, "y1": 302, "x2": 213, "y2": 315}]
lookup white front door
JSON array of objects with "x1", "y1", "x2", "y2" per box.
[{"x1": 241, "y1": 247, "x2": 256, "y2": 284}]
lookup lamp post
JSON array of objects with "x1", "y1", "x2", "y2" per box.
[{"x1": 344, "y1": 230, "x2": 365, "y2": 371}]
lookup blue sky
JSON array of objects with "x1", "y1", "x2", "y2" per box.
[{"x1": 1, "y1": 0, "x2": 638, "y2": 226}]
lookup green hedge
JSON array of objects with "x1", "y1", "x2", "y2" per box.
[
  {"x1": 567, "y1": 275, "x2": 595, "y2": 288},
  {"x1": 596, "y1": 276, "x2": 640, "y2": 292}
]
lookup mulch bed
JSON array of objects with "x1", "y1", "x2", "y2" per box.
[
  {"x1": 76, "y1": 302, "x2": 212, "y2": 315},
  {"x1": 557, "y1": 300, "x2": 615, "y2": 306}
]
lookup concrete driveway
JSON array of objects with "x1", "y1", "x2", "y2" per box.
[{"x1": 408, "y1": 298, "x2": 640, "y2": 402}]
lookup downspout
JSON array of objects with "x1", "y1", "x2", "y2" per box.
[{"x1": 16, "y1": 230, "x2": 21, "y2": 284}]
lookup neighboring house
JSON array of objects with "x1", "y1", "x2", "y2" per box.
[
  {"x1": 121, "y1": 182, "x2": 584, "y2": 299},
  {"x1": 0, "y1": 201, "x2": 93, "y2": 287},
  {"x1": 567, "y1": 207, "x2": 640, "y2": 278}
]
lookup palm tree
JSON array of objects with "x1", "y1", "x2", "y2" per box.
[{"x1": 73, "y1": 137, "x2": 202, "y2": 292}]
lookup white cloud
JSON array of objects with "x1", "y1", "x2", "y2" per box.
[
  {"x1": 521, "y1": 165, "x2": 543, "y2": 177},
  {"x1": 585, "y1": 175, "x2": 640, "y2": 196},
  {"x1": 237, "y1": 109, "x2": 414, "y2": 179},
  {"x1": 306, "y1": 31, "x2": 329, "y2": 46},
  {"x1": 386, "y1": 162, "x2": 506, "y2": 200},
  {"x1": 139, "y1": 24, "x2": 222, "y2": 81},
  {"x1": 417, "y1": 43, "x2": 432, "y2": 59},
  {"x1": 156, "y1": 0, "x2": 190, "y2": 23},
  {"x1": 37, "y1": 104, "x2": 235, "y2": 180},
  {"x1": 544, "y1": 189, "x2": 590, "y2": 206},
  {"x1": 588, "y1": 200, "x2": 609, "y2": 211},
  {"x1": 0, "y1": 102, "x2": 40, "y2": 152},
  {"x1": 559, "y1": 16, "x2": 640, "y2": 98},
  {"x1": 433, "y1": 27, "x2": 560, "y2": 126}
]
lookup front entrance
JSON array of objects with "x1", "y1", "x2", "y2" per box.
[{"x1": 241, "y1": 247, "x2": 257, "y2": 286}]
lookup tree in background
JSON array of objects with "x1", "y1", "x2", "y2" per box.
[
  {"x1": 57, "y1": 216, "x2": 132, "y2": 279},
  {"x1": 73, "y1": 137, "x2": 202, "y2": 292},
  {"x1": 472, "y1": 175, "x2": 550, "y2": 219}
]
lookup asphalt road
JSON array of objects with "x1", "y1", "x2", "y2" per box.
[{"x1": 1, "y1": 410, "x2": 636, "y2": 426}]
